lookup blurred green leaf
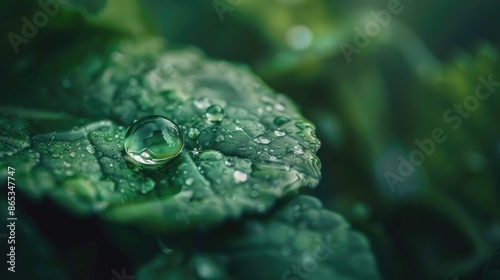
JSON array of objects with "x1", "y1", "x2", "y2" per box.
[{"x1": 137, "y1": 195, "x2": 382, "y2": 280}]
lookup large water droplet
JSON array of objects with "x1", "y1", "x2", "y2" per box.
[
  {"x1": 205, "y1": 105, "x2": 225, "y2": 122},
  {"x1": 124, "y1": 116, "x2": 184, "y2": 167}
]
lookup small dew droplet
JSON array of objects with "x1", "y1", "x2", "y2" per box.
[
  {"x1": 215, "y1": 135, "x2": 225, "y2": 143},
  {"x1": 205, "y1": 105, "x2": 225, "y2": 122},
  {"x1": 141, "y1": 178, "x2": 155, "y2": 194},
  {"x1": 253, "y1": 134, "x2": 271, "y2": 144},
  {"x1": 86, "y1": 145, "x2": 95, "y2": 154},
  {"x1": 233, "y1": 170, "x2": 248, "y2": 183},
  {"x1": 274, "y1": 130, "x2": 286, "y2": 137},
  {"x1": 274, "y1": 103, "x2": 285, "y2": 111},
  {"x1": 293, "y1": 144, "x2": 305, "y2": 155},
  {"x1": 273, "y1": 117, "x2": 290, "y2": 126},
  {"x1": 188, "y1": 128, "x2": 200, "y2": 139}
]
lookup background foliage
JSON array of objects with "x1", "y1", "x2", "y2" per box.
[{"x1": 1, "y1": 0, "x2": 499, "y2": 279}]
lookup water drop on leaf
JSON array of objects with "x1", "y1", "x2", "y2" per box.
[
  {"x1": 273, "y1": 117, "x2": 290, "y2": 126},
  {"x1": 124, "y1": 116, "x2": 184, "y2": 167},
  {"x1": 185, "y1": 178, "x2": 194, "y2": 186},
  {"x1": 215, "y1": 135, "x2": 225, "y2": 143},
  {"x1": 238, "y1": 146, "x2": 248, "y2": 153},
  {"x1": 274, "y1": 130, "x2": 286, "y2": 137},
  {"x1": 86, "y1": 145, "x2": 95, "y2": 154},
  {"x1": 205, "y1": 105, "x2": 225, "y2": 122},
  {"x1": 140, "y1": 178, "x2": 155, "y2": 194},
  {"x1": 293, "y1": 144, "x2": 305, "y2": 155},
  {"x1": 188, "y1": 128, "x2": 200, "y2": 139},
  {"x1": 253, "y1": 134, "x2": 271, "y2": 144},
  {"x1": 233, "y1": 170, "x2": 248, "y2": 183}
]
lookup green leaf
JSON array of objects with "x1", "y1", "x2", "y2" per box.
[
  {"x1": 2, "y1": 38, "x2": 321, "y2": 233},
  {"x1": 137, "y1": 195, "x2": 382, "y2": 280}
]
